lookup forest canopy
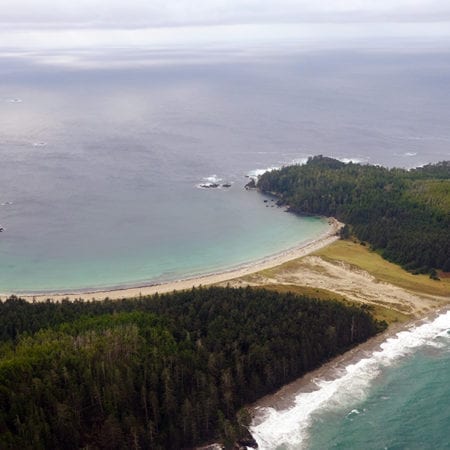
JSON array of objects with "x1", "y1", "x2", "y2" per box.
[
  {"x1": 257, "y1": 156, "x2": 450, "y2": 274},
  {"x1": 0, "y1": 287, "x2": 384, "y2": 449}
]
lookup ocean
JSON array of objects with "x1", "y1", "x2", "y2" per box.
[
  {"x1": 1, "y1": 45, "x2": 449, "y2": 293},
  {"x1": 1, "y1": 39, "x2": 450, "y2": 448},
  {"x1": 251, "y1": 310, "x2": 450, "y2": 450}
]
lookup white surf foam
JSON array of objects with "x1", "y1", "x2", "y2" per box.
[
  {"x1": 291, "y1": 157, "x2": 309, "y2": 166},
  {"x1": 32, "y1": 142, "x2": 47, "y2": 147},
  {"x1": 5, "y1": 98, "x2": 22, "y2": 103},
  {"x1": 247, "y1": 166, "x2": 280, "y2": 180},
  {"x1": 196, "y1": 174, "x2": 231, "y2": 189},
  {"x1": 246, "y1": 157, "x2": 310, "y2": 180},
  {"x1": 338, "y1": 157, "x2": 367, "y2": 164},
  {"x1": 346, "y1": 408, "x2": 361, "y2": 419},
  {"x1": 203, "y1": 174, "x2": 222, "y2": 183},
  {"x1": 246, "y1": 156, "x2": 368, "y2": 182},
  {"x1": 404, "y1": 152, "x2": 418, "y2": 157},
  {"x1": 251, "y1": 310, "x2": 450, "y2": 449}
]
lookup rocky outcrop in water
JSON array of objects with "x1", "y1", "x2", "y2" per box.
[
  {"x1": 245, "y1": 179, "x2": 256, "y2": 190},
  {"x1": 200, "y1": 183, "x2": 220, "y2": 188}
]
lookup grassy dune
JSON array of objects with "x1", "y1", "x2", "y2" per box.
[
  {"x1": 314, "y1": 240, "x2": 450, "y2": 297},
  {"x1": 226, "y1": 238, "x2": 449, "y2": 325}
]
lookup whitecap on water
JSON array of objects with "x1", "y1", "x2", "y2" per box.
[
  {"x1": 338, "y1": 157, "x2": 368, "y2": 164},
  {"x1": 291, "y1": 157, "x2": 309, "y2": 166},
  {"x1": 246, "y1": 156, "x2": 355, "y2": 182},
  {"x1": 32, "y1": 142, "x2": 47, "y2": 147},
  {"x1": 203, "y1": 174, "x2": 222, "y2": 183},
  {"x1": 196, "y1": 174, "x2": 233, "y2": 189},
  {"x1": 250, "y1": 310, "x2": 450, "y2": 450},
  {"x1": 246, "y1": 158, "x2": 308, "y2": 180},
  {"x1": 5, "y1": 98, "x2": 22, "y2": 103},
  {"x1": 346, "y1": 409, "x2": 361, "y2": 420},
  {"x1": 246, "y1": 166, "x2": 280, "y2": 180}
]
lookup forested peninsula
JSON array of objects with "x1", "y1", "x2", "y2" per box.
[
  {"x1": 0, "y1": 287, "x2": 384, "y2": 449},
  {"x1": 258, "y1": 156, "x2": 450, "y2": 275}
]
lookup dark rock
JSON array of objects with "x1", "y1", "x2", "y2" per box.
[
  {"x1": 200, "y1": 183, "x2": 220, "y2": 188},
  {"x1": 263, "y1": 199, "x2": 268, "y2": 203},
  {"x1": 245, "y1": 179, "x2": 256, "y2": 190},
  {"x1": 222, "y1": 183, "x2": 232, "y2": 188},
  {"x1": 237, "y1": 435, "x2": 258, "y2": 448}
]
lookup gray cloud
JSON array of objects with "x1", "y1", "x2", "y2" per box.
[{"x1": 2, "y1": 0, "x2": 450, "y2": 29}]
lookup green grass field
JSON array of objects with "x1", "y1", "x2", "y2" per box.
[{"x1": 314, "y1": 240, "x2": 450, "y2": 297}]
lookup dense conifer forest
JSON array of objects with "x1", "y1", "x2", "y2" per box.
[
  {"x1": 0, "y1": 287, "x2": 384, "y2": 449},
  {"x1": 257, "y1": 156, "x2": 450, "y2": 274}
]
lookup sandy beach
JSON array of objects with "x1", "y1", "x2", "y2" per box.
[
  {"x1": 8, "y1": 217, "x2": 343, "y2": 302},
  {"x1": 251, "y1": 318, "x2": 411, "y2": 415},
  {"x1": 249, "y1": 305, "x2": 450, "y2": 440}
]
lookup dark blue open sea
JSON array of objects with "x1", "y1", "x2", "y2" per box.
[{"x1": 1, "y1": 41, "x2": 449, "y2": 448}]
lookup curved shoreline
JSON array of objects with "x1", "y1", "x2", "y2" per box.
[{"x1": 5, "y1": 218, "x2": 343, "y2": 302}]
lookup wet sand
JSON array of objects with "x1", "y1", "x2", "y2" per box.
[{"x1": 250, "y1": 307, "x2": 449, "y2": 422}]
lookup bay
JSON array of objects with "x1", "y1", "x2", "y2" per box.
[{"x1": 0, "y1": 47, "x2": 449, "y2": 293}]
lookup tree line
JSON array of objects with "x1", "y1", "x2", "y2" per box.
[
  {"x1": 257, "y1": 156, "x2": 450, "y2": 274},
  {"x1": 0, "y1": 287, "x2": 385, "y2": 449}
]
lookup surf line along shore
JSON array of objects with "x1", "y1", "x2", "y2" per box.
[
  {"x1": 7, "y1": 218, "x2": 343, "y2": 302},
  {"x1": 249, "y1": 306, "x2": 450, "y2": 449}
]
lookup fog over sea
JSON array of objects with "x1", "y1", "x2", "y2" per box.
[{"x1": 1, "y1": 36, "x2": 450, "y2": 448}]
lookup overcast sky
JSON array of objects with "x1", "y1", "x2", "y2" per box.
[
  {"x1": 2, "y1": 0, "x2": 450, "y2": 29},
  {"x1": 1, "y1": 1, "x2": 450, "y2": 51}
]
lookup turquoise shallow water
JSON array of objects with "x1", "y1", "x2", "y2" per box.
[
  {"x1": 308, "y1": 335, "x2": 450, "y2": 449},
  {"x1": 0, "y1": 185, "x2": 328, "y2": 293},
  {"x1": 251, "y1": 311, "x2": 450, "y2": 450},
  {"x1": 1, "y1": 46, "x2": 450, "y2": 293}
]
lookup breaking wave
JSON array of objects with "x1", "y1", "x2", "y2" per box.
[{"x1": 251, "y1": 310, "x2": 450, "y2": 449}]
